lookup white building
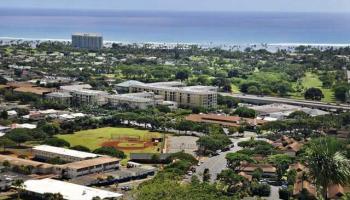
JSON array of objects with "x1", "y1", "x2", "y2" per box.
[
  {"x1": 46, "y1": 92, "x2": 72, "y2": 105},
  {"x1": 23, "y1": 178, "x2": 122, "y2": 200},
  {"x1": 70, "y1": 89, "x2": 108, "y2": 106},
  {"x1": 11, "y1": 123, "x2": 37, "y2": 129},
  {"x1": 6, "y1": 110, "x2": 17, "y2": 118},
  {"x1": 106, "y1": 92, "x2": 162, "y2": 109},
  {"x1": 60, "y1": 84, "x2": 92, "y2": 93},
  {"x1": 59, "y1": 84, "x2": 108, "y2": 106},
  {"x1": 250, "y1": 103, "x2": 329, "y2": 121},
  {"x1": 33, "y1": 145, "x2": 99, "y2": 162},
  {"x1": 128, "y1": 81, "x2": 218, "y2": 108}
]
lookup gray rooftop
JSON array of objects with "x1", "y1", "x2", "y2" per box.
[
  {"x1": 72, "y1": 33, "x2": 102, "y2": 37},
  {"x1": 107, "y1": 92, "x2": 156, "y2": 103},
  {"x1": 46, "y1": 92, "x2": 72, "y2": 98},
  {"x1": 116, "y1": 80, "x2": 144, "y2": 88},
  {"x1": 129, "y1": 81, "x2": 217, "y2": 95}
]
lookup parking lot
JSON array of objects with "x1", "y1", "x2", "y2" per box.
[{"x1": 167, "y1": 135, "x2": 198, "y2": 156}]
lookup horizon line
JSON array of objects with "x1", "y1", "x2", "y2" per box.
[{"x1": 0, "y1": 7, "x2": 349, "y2": 14}]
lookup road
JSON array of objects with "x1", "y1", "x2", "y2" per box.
[
  {"x1": 194, "y1": 133, "x2": 281, "y2": 200},
  {"x1": 195, "y1": 137, "x2": 250, "y2": 182},
  {"x1": 220, "y1": 93, "x2": 350, "y2": 111}
]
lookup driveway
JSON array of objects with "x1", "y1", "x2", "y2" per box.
[{"x1": 265, "y1": 185, "x2": 281, "y2": 200}]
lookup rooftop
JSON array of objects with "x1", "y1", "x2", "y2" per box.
[
  {"x1": 185, "y1": 114, "x2": 266, "y2": 127},
  {"x1": 130, "y1": 153, "x2": 171, "y2": 161},
  {"x1": 46, "y1": 92, "x2": 72, "y2": 98},
  {"x1": 107, "y1": 92, "x2": 156, "y2": 103},
  {"x1": 23, "y1": 178, "x2": 122, "y2": 200},
  {"x1": 33, "y1": 145, "x2": 99, "y2": 159},
  {"x1": 7, "y1": 82, "x2": 53, "y2": 95},
  {"x1": 11, "y1": 123, "x2": 37, "y2": 129},
  {"x1": 0, "y1": 154, "x2": 53, "y2": 169},
  {"x1": 129, "y1": 81, "x2": 217, "y2": 95},
  {"x1": 73, "y1": 89, "x2": 109, "y2": 96},
  {"x1": 249, "y1": 103, "x2": 301, "y2": 114},
  {"x1": 239, "y1": 164, "x2": 277, "y2": 173},
  {"x1": 116, "y1": 80, "x2": 144, "y2": 88},
  {"x1": 60, "y1": 156, "x2": 119, "y2": 170},
  {"x1": 72, "y1": 33, "x2": 102, "y2": 37},
  {"x1": 60, "y1": 84, "x2": 92, "y2": 92}
]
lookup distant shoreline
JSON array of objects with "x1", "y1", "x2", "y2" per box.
[{"x1": 1, "y1": 36, "x2": 350, "y2": 51}]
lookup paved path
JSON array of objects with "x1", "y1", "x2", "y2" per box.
[{"x1": 265, "y1": 185, "x2": 281, "y2": 200}]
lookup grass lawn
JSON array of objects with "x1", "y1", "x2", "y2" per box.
[
  {"x1": 57, "y1": 127, "x2": 163, "y2": 155},
  {"x1": 231, "y1": 83, "x2": 240, "y2": 93},
  {"x1": 0, "y1": 193, "x2": 16, "y2": 200},
  {"x1": 290, "y1": 72, "x2": 335, "y2": 103}
]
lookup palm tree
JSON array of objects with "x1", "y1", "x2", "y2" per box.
[
  {"x1": 12, "y1": 179, "x2": 25, "y2": 200},
  {"x1": 300, "y1": 171, "x2": 308, "y2": 192},
  {"x1": 305, "y1": 137, "x2": 350, "y2": 200}
]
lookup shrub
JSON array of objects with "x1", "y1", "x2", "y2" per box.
[
  {"x1": 93, "y1": 146, "x2": 126, "y2": 159},
  {"x1": 44, "y1": 138, "x2": 70, "y2": 147},
  {"x1": 251, "y1": 183, "x2": 271, "y2": 197},
  {"x1": 279, "y1": 186, "x2": 293, "y2": 200}
]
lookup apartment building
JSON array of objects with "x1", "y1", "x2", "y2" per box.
[
  {"x1": 70, "y1": 89, "x2": 108, "y2": 106},
  {"x1": 128, "y1": 81, "x2": 218, "y2": 108},
  {"x1": 59, "y1": 84, "x2": 108, "y2": 106},
  {"x1": 106, "y1": 92, "x2": 162, "y2": 109},
  {"x1": 45, "y1": 92, "x2": 72, "y2": 105},
  {"x1": 72, "y1": 33, "x2": 103, "y2": 50}
]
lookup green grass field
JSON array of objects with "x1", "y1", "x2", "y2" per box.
[
  {"x1": 57, "y1": 127, "x2": 162, "y2": 153},
  {"x1": 291, "y1": 72, "x2": 335, "y2": 102}
]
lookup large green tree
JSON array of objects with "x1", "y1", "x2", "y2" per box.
[
  {"x1": 268, "y1": 154, "x2": 294, "y2": 181},
  {"x1": 0, "y1": 138, "x2": 16, "y2": 152},
  {"x1": 304, "y1": 87, "x2": 324, "y2": 101},
  {"x1": 226, "y1": 152, "x2": 254, "y2": 171},
  {"x1": 233, "y1": 107, "x2": 256, "y2": 118},
  {"x1": 6, "y1": 129, "x2": 33, "y2": 146},
  {"x1": 334, "y1": 84, "x2": 349, "y2": 102},
  {"x1": 197, "y1": 134, "x2": 231, "y2": 155},
  {"x1": 217, "y1": 169, "x2": 245, "y2": 194}
]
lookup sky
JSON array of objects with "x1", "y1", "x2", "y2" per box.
[{"x1": 0, "y1": 0, "x2": 349, "y2": 13}]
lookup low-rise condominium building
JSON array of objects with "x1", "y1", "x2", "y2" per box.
[{"x1": 128, "y1": 81, "x2": 218, "y2": 108}]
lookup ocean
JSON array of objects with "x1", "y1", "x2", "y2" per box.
[{"x1": 0, "y1": 8, "x2": 350, "y2": 45}]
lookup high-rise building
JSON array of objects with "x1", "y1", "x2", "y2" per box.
[{"x1": 71, "y1": 33, "x2": 103, "y2": 50}]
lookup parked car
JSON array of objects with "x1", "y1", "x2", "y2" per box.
[
  {"x1": 222, "y1": 146, "x2": 230, "y2": 152},
  {"x1": 121, "y1": 186, "x2": 132, "y2": 191}
]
